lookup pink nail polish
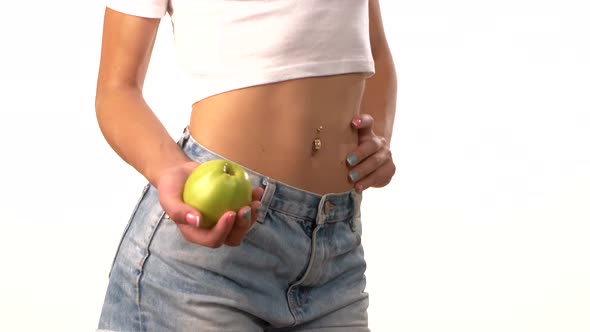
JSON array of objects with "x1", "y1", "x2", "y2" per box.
[
  {"x1": 186, "y1": 213, "x2": 199, "y2": 226},
  {"x1": 356, "y1": 184, "x2": 364, "y2": 192},
  {"x1": 352, "y1": 118, "x2": 362, "y2": 127}
]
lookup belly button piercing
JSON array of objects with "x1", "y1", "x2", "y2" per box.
[{"x1": 312, "y1": 126, "x2": 323, "y2": 153}]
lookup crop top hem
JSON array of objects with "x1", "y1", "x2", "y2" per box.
[
  {"x1": 102, "y1": 1, "x2": 376, "y2": 105},
  {"x1": 190, "y1": 58, "x2": 375, "y2": 104},
  {"x1": 105, "y1": 3, "x2": 167, "y2": 19}
]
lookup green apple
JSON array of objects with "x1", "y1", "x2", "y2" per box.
[{"x1": 182, "y1": 159, "x2": 252, "y2": 228}]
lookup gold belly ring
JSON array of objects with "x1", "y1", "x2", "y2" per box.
[{"x1": 312, "y1": 126, "x2": 323, "y2": 153}]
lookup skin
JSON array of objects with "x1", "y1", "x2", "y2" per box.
[{"x1": 95, "y1": 0, "x2": 396, "y2": 248}]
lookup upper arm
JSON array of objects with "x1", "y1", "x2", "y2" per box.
[
  {"x1": 96, "y1": 8, "x2": 162, "y2": 96},
  {"x1": 368, "y1": 0, "x2": 391, "y2": 59}
]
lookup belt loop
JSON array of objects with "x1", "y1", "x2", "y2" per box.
[
  {"x1": 316, "y1": 195, "x2": 327, "y2": 226},
  {"x1": 177, "y1": 125, "x2": 191, "y2": 148},
  {"x1": 352, "y1": 191, "x2": 363, "y2": 219},
  {"x1": 256, "y1": 178, "x2": 275, "y2": 224}
]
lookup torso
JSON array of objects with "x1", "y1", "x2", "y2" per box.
[{"x1": 190, "y1": 73, "x2": 366, "y2": 195}]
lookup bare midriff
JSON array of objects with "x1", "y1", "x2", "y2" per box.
[{"x1": 189, "y1": 73, "x2": 367, "y2": 195}]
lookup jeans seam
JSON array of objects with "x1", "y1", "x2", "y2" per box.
[
  {"x1": 270, "y1": 206, "x2": 354, "y2": 224},
  {"x1": 134, "y1": 210, "x2": 167, "y2": 332},
  {"x1": 268, "y1": 207, "x2": 314, "y2": 222},
  {"x1": 108, "y1": 184, "x2": 151, "y2": 278}
]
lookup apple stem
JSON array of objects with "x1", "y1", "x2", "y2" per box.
[{"x1": 223, "y1": 162, "x2": 232, "y2": 175}]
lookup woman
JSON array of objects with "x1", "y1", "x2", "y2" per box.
[{"x1": 96, "y1": 0, "x2": 396, "y2": 331}]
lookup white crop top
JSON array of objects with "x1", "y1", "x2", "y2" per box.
[{"x1": 105, "y1": 0, "x2": 376, "y2": 103}]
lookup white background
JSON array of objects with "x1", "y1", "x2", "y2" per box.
[{"x1": 1, "y1": 0, "x2": 589, "y2": 331}]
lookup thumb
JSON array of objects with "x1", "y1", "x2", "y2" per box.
[
  {"x1": 352, "y1": 114, "x2": 375, "y2": 140},
  {"x1": 159, "y1": 191, "x2": 202, "y2": 227}
]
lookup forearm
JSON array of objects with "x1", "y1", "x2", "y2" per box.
[
  {"x1": 95, "y1": 88, "x2": 191, "y2": 187},
  {"x1": 360, "y1": 50, "x2": 397, "y2": 145}
]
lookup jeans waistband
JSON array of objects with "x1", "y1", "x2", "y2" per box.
[{"x1": 178, "y1": 127, "x2": 361, "y2": 225}]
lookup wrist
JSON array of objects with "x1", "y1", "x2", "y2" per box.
[{"x1": 147, "y1": 156, "x2": 195, "y2": 189}]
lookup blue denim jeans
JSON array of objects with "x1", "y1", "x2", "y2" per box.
[{"x1": 98, "y1": 128, "x2": 369, "y2": 331}]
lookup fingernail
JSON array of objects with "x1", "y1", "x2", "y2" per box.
[
  {"x1": 186, "y1": 213, "x2": 200, "y2": 226},
  {"x1": 349, "y1": 172, "x2": 359, "y2": 181},
  {"x1": 243, "y1": 208, "x2": 252, "y2": 220},
  {"x1": 352, "y1": 118, "x2": 362, "y2": 127},
  {"x1": 228, "y1": 212, "x2": 237, "y2": 223},
  {"x1": 356, "y1": 184, "x2": 364, "y2": 192},
  {"x1": 347, "y1": 155, "x2": 358, "y2": 166}
]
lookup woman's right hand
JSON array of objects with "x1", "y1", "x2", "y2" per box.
[{"x1": 156, "y1": 161, "x2": 264, "y2": 248}]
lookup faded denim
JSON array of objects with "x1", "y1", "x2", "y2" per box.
[{"x1": 98, "y1": 128, "x2": 369, "y2": 331}]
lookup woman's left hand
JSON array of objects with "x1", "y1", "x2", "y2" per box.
[{"x1": 346, "y1": 114, "x2": 396, "y2": 192}]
